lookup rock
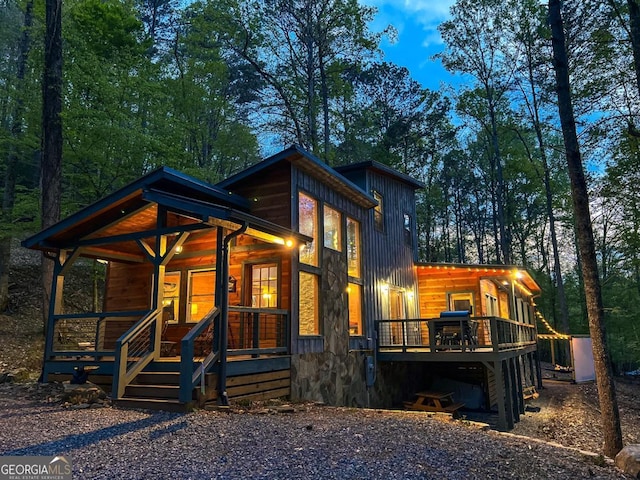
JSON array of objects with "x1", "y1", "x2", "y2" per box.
[
  {"x1": 274, "y1": 405, "x2": 295, "y2": 414},
  {"x1": 615, "y1": 444, "x2": 640, "y2": 478},
  {"x1": 61, "y1": 381, "x2": 107, "y2": 405},
  {"x1": 70, "y1": 403, "x2": 91, "y2": 410},
  {"x1": 525, "y1": 405, "x2": 541, "y2": 413},
  {"x1": 204, "y1": 404, "x2": 231, "y2": 412}
]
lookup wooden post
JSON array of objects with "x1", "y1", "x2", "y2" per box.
[
  {"x1": 493, "y1": 360, "x2": 507, "y2": 430},
  {"x1": 503, "y1": 359, "x2": 515, "y2": 429},
  {"x1": 515, "y1": 356, "x2": 525, "y2": 415},
  {"x1": 42, "y1": 251, "x2": 65, "y2": 379}
]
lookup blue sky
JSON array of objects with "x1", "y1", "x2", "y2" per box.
[{"x1": 360, "y1": 0, "x2": 458, "y2": 90}]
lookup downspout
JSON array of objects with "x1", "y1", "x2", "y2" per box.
[{"x1": 217, "y1": 222, "x2": 248, "y2": 406}]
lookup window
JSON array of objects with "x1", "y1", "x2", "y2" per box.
[
  {"x1": 346, "y1": 217, "x2": 360, "y2": 278},
  {"x1": 251, "y1": 264, "x2": 278, "y2": 308},
  {"x1": 299, "y1": 272, "x2": 319, "y2": 335},
  {"x1": 163, "y1": 272, "x2": 181, "y2": 323},
  {"x1": 403, "y1": 213, "x2": 412, "y2": 246},
  {"x1": 485, "y1": 293, "x2": 498, "y2": 317},
  {"x1": 187, "y1": 269, "x2": 216, "y2": 322},
  {"x1": 373, "y1": 191, "x2": 384, "y2": 231},
  {"x1": 299, "y1": 192, "x2": 318, "y2": 266},
  {"x1": 323, "y1": 205, "x2": 342, "y2": 251},
  {"x1": 448, "y1": 292, "x2": 474, "y2": 313},
  {"x1": 347, "y1": 283, "x2": 363, "y2": 336}
]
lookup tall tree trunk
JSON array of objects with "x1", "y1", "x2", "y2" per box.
[
  {"x1": 41, "y1": 0, "x2": 63, "y2": 333},
  {"x1": 488, "y1": 99, "x2": 510, "y2": 264},
  {"x1": 0, "y1": 0, "x2": 34, "y2": 312},
  {"x1": 627, "y1": 0, "x2": 640, "y2": 98},
  {"x1": 549, "y1": 0, "x2": 623, "y2": 457}
]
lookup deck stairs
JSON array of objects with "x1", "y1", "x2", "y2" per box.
[{"x1": 115, "y1": 369, "x2": 191, "y2": 412}]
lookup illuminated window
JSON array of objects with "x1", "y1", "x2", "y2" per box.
[
  {"x1": 348, "y1": 283, "x2": 363, "y2": 336},
  {"x1": 485, "y1": 293, "x2": 498, "y2": 317},
  {"x1": 448, "y1": 292, "x2": 474, "y2": 313},
  {"x1": 373, "y1": 191, "x2": 384, "y2": 231},
  {"x1": 187, "y1": 269, "x2": 216, "y2": 322},
  {"x1": 251, "y1": 264, "x2": 278, "y2": 308},
  {"x1": 163, "y1": 272, "x2": 181, "y2": 323},
  {"x1": 323, "y1": 205, "x2": 342, "y2": 251},
  {"x1": 403, "y1": 213, "x2": 412, "y2": 246},
  {"x1": 299, "y1": 272, "x2": 319, "y2": 335},
  {"x1": 299, "y1": 192, "x2": 318, "y2": 266},
  {"x1": 346, "y1": 217, "x2": 360, "y2": 278}
]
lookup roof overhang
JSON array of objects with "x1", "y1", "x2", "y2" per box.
[
  {"x1": 416, "y1": 262, "x2": 542, "y2": 297},
  {"x1": 218, "y1": 145, "x2": 378, "y2": 209}
]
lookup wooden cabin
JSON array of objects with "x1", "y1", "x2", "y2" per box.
[{"x1": 23, "y1": 145, "x2": 541, "y2": 429}]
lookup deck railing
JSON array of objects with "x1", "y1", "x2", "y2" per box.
[
  {"x1": 376, "y1": 316, "x2": 537, "y2": 354},
  {"x1": 113, "y1": 308, "x2": 163, "y2": 398},
  {"x1": 228, "y1": 306, "x2": 289, "y2": 356}
]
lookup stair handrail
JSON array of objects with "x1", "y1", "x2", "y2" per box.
[
  {"x1": 179, "y1": 306, "x2": 220, "y2": 403},
  {"x1": 112, "y1": 308, "x2": 163, "y2": 399}
]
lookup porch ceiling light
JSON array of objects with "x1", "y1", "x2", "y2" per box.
[
  {"x1": 381, "y1": 284, "x2": 389, "y2": 293},
  {"x1": 175, "y1": 245, "x2": 183, "y2": 254}
]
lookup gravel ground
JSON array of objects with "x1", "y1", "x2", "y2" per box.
[{"x1": 0, "y1": 393, "x2": 628, "y2": 480}]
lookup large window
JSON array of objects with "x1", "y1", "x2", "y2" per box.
[
  {"x1": 187, "y1": 269, "x2": 216, "y2": 322},
  {"x1": 299, "y1": 192, "x2": 318, "y2": 266},
  {"x1": 323, "y1": 205, "x2": 342, "y2": 251},
  {"x1": 346, "y1": 217, "x2": 360, "y2": 278},
  {"x1": 373, "y1": 191, "x2": 384, "y2": 231},
  {"x1": 448, "y1": 292, "x2": 474, "y2": 313},
  {"x1": 347, "y1": 283, "x2": 363, "y2": 336},
  {"x1": 299, "y1": 272, "x2": 319, "y2": 335},
  {"x1": 251, "y1": 264, "x2": 278, "y2": 308}
]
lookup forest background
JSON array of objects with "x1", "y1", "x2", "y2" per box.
[{"x1": 1, "y1": 0, "x2": 639, "y2": 374}]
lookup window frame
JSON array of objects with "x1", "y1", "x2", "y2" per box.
[
  {"x1": 298, "y1": 191, "x2": 319, "y2": 266},
  {"x1": 298, "y1": 271, "x2": 320, "y2": 336},
  {"x1": 346, "y1": 216, "x2": 361, "y2": 279},
  {"x1": 372, "y1": 190, "x2": 384, "y2": 232},
  {"x1": 323, "y1": 204, "x2": 342, "y2": 251}
]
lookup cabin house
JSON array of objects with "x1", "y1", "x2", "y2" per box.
[{"x1": 23, "y1": 145, "x2": 541, "y2": 430}]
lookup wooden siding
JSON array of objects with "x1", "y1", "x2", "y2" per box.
[
  {"x1": 347, "y1": 169, "x2": 420, "y2": 336},
  {"x1": 291, "y1": 168, "x2": 369, "y2": 354},
  {"x1": 223, "y1": 162, "x2": 292, "y2": 228},
  {"x1": 417, "y1": 267, "x2": 480, "y2": 319}
]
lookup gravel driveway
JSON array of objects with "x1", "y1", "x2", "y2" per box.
[{"x1": 0, "y1": 397, "x2": 628, "y2": 480}]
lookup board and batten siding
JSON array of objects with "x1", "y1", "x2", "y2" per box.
[
  {"x1": 346, "y1": 169, "x2": 421, "y2": 334},
  {"x1": 291, "y1": 168, "x2": 370, "y2": 354}
]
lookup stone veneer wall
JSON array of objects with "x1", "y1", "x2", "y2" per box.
[{"x1": 291, "y1": 248, "x2": 435, "y2": 408}]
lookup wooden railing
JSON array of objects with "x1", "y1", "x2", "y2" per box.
[
  {"x1": 112, "y1": 309, "x2": 163, "y2": 398},
  {"x1": 376, "y1": 316, "x2": 537, "y2": 354},
  {"x1": 50, "y1": 310, "x2": 149, "y2": 360},
  {"x1": 179, "y1": 307, "x2": 220, "y2": 403},
  {"x1": 228, "y1": 307, "x2": 289, "y2": 356}
]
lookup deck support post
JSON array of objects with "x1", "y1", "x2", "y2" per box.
[
  {"x1": 41, "y1": 251, "x2": 67, "y2": 382},
  {"x1": 493, "y1": 360, "x2": 508, "y2": 430},
  {"x1": 515, "y1": 356, "x2": 525, "y2": 415},
  {"x1": 503, "y1": 359, "x2": 515, "y2": 429}
]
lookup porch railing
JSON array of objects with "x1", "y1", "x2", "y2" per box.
[
  {"x1": 228, "y1": 306, "x2": 289, "y2": 356},
  {"x1": 178, "y1": 306, "x2": 289, "y2": 403},
  {"x1": 112, "y1": 308, "x2": 163, "y2": 398},
  {"x1": 179, "y1": 307, "x2": 220, "y2": 403},
  {"x1": 376, "y1": 316, "x2": 537, "y2": 354},
  {"x1": 50, "y1": 310, "x2": 148, "y2": 360}
]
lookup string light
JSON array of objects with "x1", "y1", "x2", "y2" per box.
[{"x1": 535, "y1": 311, "x2": 570, "y2": 339}]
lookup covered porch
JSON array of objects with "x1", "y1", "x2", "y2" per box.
[{"x1": 23, "y1": 167, "x2": 307, "y2": 409}]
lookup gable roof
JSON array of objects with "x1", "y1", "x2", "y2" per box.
[
  {"x1": 22, "y1": 167, "x2": 307, "y2": 257},
  {"x1": 335, "y1": 160, "x2": 425, "y2": 190},
  {"x1": 218, "y1": 145, "x2": 378, "y2": 209}
]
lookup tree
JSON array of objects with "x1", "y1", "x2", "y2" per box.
[
  {"x1": 1, "y1": 0, "x2": 34, "y2": 312},
  {"x1": 548, "y1": 0, "x2": 623, "y2": 457},
  {"x1": 41, "y1": 0, "x2": 63, "y2": 339},
  {"x1": 438, "y1": 0, "x2": 515, "y2": 264}
]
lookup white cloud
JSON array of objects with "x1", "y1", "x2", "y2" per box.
[{"x1": 361, "y1": 0, "x2": 455, "y2": 47}]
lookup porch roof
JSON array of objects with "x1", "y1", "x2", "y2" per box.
[
  {"x1": 22, "y1": 167, "x2": 308, "y2": 260},
  {"x1": 416, "y1": 262, "x2": 542, "y2": 297},
  {"x1": 217, "y1": 145, "x2": 378, "y2": 209}
]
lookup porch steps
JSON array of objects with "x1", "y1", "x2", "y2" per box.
[{"x1": 116, "y1": 370, "x2": 193, "y2": 412}]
